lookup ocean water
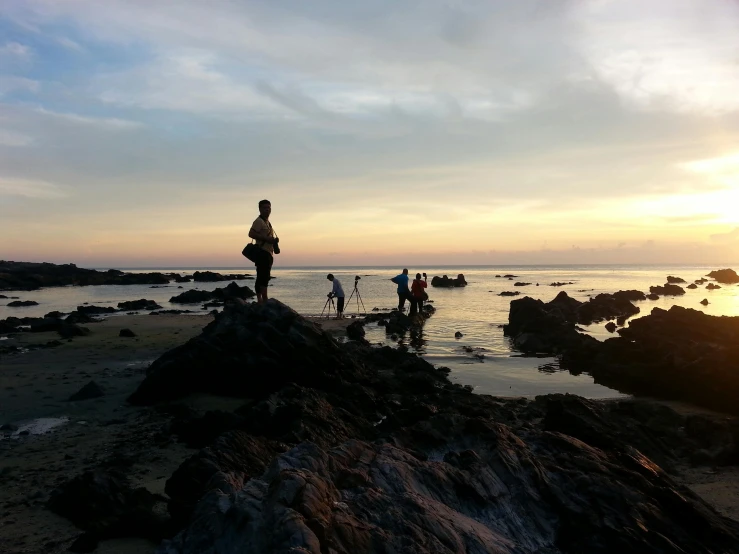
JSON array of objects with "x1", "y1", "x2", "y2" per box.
[{"x1": 3, "y1": 264, "x2": 738, "y2": 398}]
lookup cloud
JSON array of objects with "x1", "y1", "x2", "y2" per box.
[
  {"x1": 0, "y1": 129, "x2": 33, "y2": 147},
  {"x1": 709, "y1": 227, "x2": 739, "y2": 244},
  {"x1": 0, "y1": 42, "x2": 32, "y2": 61},
  {"x1": 1, "y1": 0, "x2": 739, "y2": 265},
  {"x1": 0, "y1": 75, "x2": 39, "y2": 96},
  {"x1": 34, "y1": 107, "x2": 144, "y2": 130},
  {"x1": 0, "y1": 177, "x2": 68, "y2": 199},
  {"x1": 577, "y1": 0, "x2": 739, "y2": 114}
]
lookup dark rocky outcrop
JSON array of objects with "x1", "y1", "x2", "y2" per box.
[
  {"x1": 498, "y1": 291, "x2": 520, "y2": 296},
  {"x1": 345, "y1": 320, "x2": 366, "y2": 342},
  {"x1": 431, "y1": 274, "x2": 467, "y2": 287},
  {"x1": 75, "y1": 298, "x2": 739, "y2": 553},
  {"x1": 68, "y1": 381, "x2": 105, "y2": 401},
  {"x1": 575, "y1": 292, "x2": 640, "y2": 324},
  {"x1": 129, "y1": 301, "x2": 367, "y2": 405},
  {"x1": 192, "y1": 271, "x2": 249, "y2": 282},
  {"x1": 504, "y1": 292, "x2": 640, "y2": 354},
  {"x1": 687, "y1": 283, "x2": 698, "y2": 289},
  {"x1": 58, "y1": 323, "x2": 90, "y2": 339},
  {"x1": 549, "y1": 281, "x2": 574, "y2": 286},
  {"x1": 117, "y1": 299, "x2": 163, "y2": 311},
  {"x1": 7, "y1": 300, "x2": 38, "y2": 307},
  {"x1": 646, "y1": 293, "x2": 659, "y2": 300},
  {"x1": 363, "y1": 304, "x2": 435, "y2": 336},
  {"x1": 0, "y1": 260, "x2": 174, "y2": 290},
  {"x1": 168, "y1": 290, "x2": 213, "y2": 304},
  {"x1": 649, "y1": 283, "x2": 685, "y2": 296},
  {"x1": 504, "y1": 295, "x2": 597, "y2": 354},
  {"x1": 612, "y1": 289, "x2": 646, "y2": 302},
  {"x1": 700, "y1": 299, "x2": 709, "y2": 306},
  {"x1": 513, "y1": 282, "x2": 531, "y2": 286},
  {"x1": 159, "y1": 393, "x2": 739, "y2": 554},
  {"x1": 48, "y1": 469, "x2": 168, "y2": 549},
  {"x1": 707, "y1": 268, "x2": 739, "y2": 284},
  {"x1": 707, "y1": 283, "x2": 722, "y2": 290},
  {"x1": 666, "y1": 275, "x2": 686, "y2": 283},
  {"x1": 0, "y1": 320, "x2": 18, "y2": 333},
  {"x1": 77, "y1": 305, "x2": 118, "y2": 315},
  {"x1": 169, "y1": 282, "x2": 255, "y2": 304},
  {"x1": 29, "y1": 317, "x2": 64, "y2": 332},
  {"x1": 119, "y1": 328, "x2": 136, "y2": 338},
  {"x1": 561, "y1": 306, "x2": 739, "y2": 415},
  {"x1": 65, "y1": 311, "x2": 101, "y2": 324}
]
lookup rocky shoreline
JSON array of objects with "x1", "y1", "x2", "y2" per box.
[
  {"x1": 0, "y1": 261, "x2": 252, "y2": 291},
  {"x1": 2, "y1": 299, "x2": 738, "y2": 553}
]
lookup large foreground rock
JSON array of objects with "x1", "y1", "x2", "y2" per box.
[
  {"x1": 128, "y1": 300, "x2": 366, "y2": 404},
  {"x1": 159, "y1": 396, "x2": 739, "y2": 554},
  {"x1": 118, "y1": 299, "x2": 739, "y2": 553}
]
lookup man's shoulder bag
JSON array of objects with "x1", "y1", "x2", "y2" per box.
[{"x1": 242, "y1": 242, "x2": 261, "y2": 263}]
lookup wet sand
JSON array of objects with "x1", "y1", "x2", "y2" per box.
[{"x1": 0, "y1": 313, "x2": 736, "y2": 553}]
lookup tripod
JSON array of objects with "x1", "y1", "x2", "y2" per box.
[
  {"x1": 321, "y1": 294, "x2": 336, "y2": 319},
  {"x1": 345, "y1": 278, "x2": 367, "y2": 316}
]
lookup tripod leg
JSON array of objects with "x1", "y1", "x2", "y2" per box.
[
  {"x1": 356, "y1": 290, "x2": 367, "y2": 315},
  {"x1": 321, "y1": 297, "x2": 333, "y2": 318}
]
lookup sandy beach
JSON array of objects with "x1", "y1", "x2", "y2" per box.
[{"x1": 1, "y1": 312, "x2": 737, "y2": 553}]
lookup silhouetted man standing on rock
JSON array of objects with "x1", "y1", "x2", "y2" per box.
[
  {"x1": 390, "y1": 268, "x2": 413, "y2": 312},
  {"x1": 249, "y1": 199, "x2": 278, "y2": 304}
]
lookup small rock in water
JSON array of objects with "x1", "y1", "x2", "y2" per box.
[
  {"x1": 119, "y1": 329, "x2": 136, "y2": 338},
  {"x1": 605, "y1": 322, "x2": 617, "y2": 333},
  {"x1": 7, "y1": 300, "x2": 38, "y2": 307},
  {"x1": 454, "y1": 331, "x2": 463, "y2": 338},
  {"x1": 700, "y1": 299, "x2": 709, "y2": 306},
  {"x1": 68, "y1": 381, "x2": 105, "y2": 402}
]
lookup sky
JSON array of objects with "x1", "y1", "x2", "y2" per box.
[{"x1": 1, "y1": 0, "x2": 739, "y2": 268}]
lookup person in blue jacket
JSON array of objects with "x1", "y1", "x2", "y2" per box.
[{"x1": 390, "y1": 268, "x2": 413, "y2": 312}]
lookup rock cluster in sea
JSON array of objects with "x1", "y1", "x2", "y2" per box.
[
  {"x1": 168, "y1": 281, "x2": 255, "y2": 304},
  {"x1": 707, "y1": 268, "x2": 739, "y2": 284},
  {"x1": 45, "y1": 299, "x2": 739, "y2": 553},
  {"x1": 431, "y1": 274, "x2": 467, "y2": 287},
  {"x1": 506, "y1": 293, "x2": 739, "y2": 415}
]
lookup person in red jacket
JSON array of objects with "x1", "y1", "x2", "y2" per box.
[{"x1": 410, "y1": 272, "x2": 428, "y2": 315}]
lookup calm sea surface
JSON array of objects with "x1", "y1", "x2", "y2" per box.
[{"x1": 3, "y1": 264, "x2": 738, "y2": 398}]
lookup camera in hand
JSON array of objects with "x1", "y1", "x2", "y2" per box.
[
  {"x1": 355, "y1": 275, "x2": 361, "y2": 281},
  {"x1": 272, "y1": 237, "x2": 280, "y2": 255}
]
